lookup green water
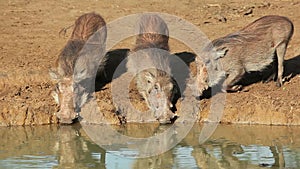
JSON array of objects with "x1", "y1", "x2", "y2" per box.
[{"x1": 0, "y1": 123, "x2": 299, "y2": 169}]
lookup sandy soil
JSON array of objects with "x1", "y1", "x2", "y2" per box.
[{"x1": 0, "y1": 0, "x2": 300, "y2": 126}]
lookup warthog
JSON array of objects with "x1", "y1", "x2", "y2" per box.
[
  {"x1": 199, "y1": 15, "x2": 293, "y2": 92},
  {"x1": 126, "y1": 14, "x2": 177, "y2": 124},
  {"x1": 50, "y1": 12, "x2": 107, "y2": 123}
]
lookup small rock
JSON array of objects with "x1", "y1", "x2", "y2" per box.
[
  {"x1": 244, "y1": 8, "x2": 253, "y2": 15},
  {"x1": 258, "y1": 2, "x2": 271, "y2": 8},
  {"x1": 214, "y1": 14, "x2": 227, "y2": 23}
]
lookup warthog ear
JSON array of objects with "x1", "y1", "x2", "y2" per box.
[
  {"x1": 78, "y1": 92, "x2": 89, "y2": 108},
  {"x1": 168, "y1": 82, "x2": 174, "y2": 91},
  {"x1": 74, "y1": 66, "x2": 88, "y2": 83},
  {"x1": 215, "y1": 47, "x2": 228, "y2": 59},
  {"x1": 49, "y1": 68, "x2": 62, "y2": 81}
]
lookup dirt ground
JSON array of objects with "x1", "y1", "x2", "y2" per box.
[{"x1": 0, "y1": 0, "x2": 300, "y2": 126}]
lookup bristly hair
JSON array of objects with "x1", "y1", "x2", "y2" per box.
[
  {"x1": 212, "y1": 15, "x2": 294, "y2": 49},
  {"x1": 71, "y1": 12, "x2": 107, "y2": 41},
  {"x1": 132, "y1": 14, "x2": 169, "y2": 52},
  {"x1": 133, "y1": 33, "x2": 169, "y2": 51}
]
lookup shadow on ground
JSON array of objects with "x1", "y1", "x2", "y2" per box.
[
  {"x1": 94, "y1": 49, "x2": 197, "y2": 94},
  {"x1": 236, "y1": 54, "x2": 300, "y2": 89}
]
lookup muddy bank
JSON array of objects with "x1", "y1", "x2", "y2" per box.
[{"x1": 0, "y1": 0, "x2": 300, "y2": 126}]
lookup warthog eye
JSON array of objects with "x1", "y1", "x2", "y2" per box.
[
  {"x1": 55, "y1": 84, "x2": 60, "y2": 92},
  {"x1": 56, "y1": 83, "x2": 64, "y2": 92}
]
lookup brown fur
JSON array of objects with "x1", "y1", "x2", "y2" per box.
[
  {"x1": 133, "y1": 33, "x2": 169, "y2": 52},
  {"x1": 132, "y1": 14, "x2": 169, "y2": 52},
  {"x1": 70, "y1": 12, "x2": 106, "y2": 41}
]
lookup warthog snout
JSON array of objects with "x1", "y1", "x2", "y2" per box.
[
  {"x1": 148, "y1": 83, "x2": 178, "y2": 123},
  {"x1": 50, "y1": 76, "x2": 78, "y2": 123}
]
